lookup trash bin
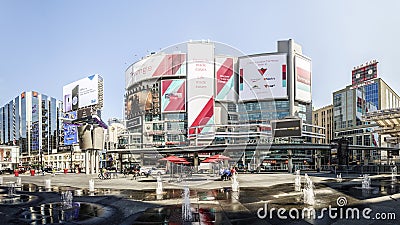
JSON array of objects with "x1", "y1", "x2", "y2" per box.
[
  {"x1": 30, "y1": 169, "x2": 35, "y2": 176},
  {"x1": 14, "y1": 169, "x2": 19, "y2": 177},
  {"x1": 63, "y1": 168, "x2": 68, "y2": 174}
]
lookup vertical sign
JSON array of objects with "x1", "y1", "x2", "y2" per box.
[
  {"x1": 187, "y1": 42, "x2": 214, "y2": 135},
  {"x1": 215, "y1": 57, "x2": 236, "y2": 101},
  {"x1": 294, "y1": 55, "x2": 312, "y2": 103}
]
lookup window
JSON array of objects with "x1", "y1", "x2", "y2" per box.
[
  {"x1": 356, "y1": 136, "x2": 362, "y2": 145},
  {"x1": 364, "y1": 135, "x2": 371, "y2": 146}
]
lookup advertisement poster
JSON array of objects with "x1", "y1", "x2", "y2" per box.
[
  {"x1": 187, "y1": 42, "x2": 214, "y2": 135},
  {"x1": 63, "y1": 74, "x2": 101, "y2": 112},
  {"x1": 239, "y1": 54, "x2": 287, "y2": 101},
  {"x1": 215, "y1": 57, "x2": 236, "y2": 101},
  {"x1": 125, "y1": 88, "x2": 153, "y2": 120},
  {"x1": 125, "y1": 53, "x2": 186, "y2": 88},
  {"x1": 161, "y1": 79, "x2": 186, "y2": 112},
  {"x1": 295, "y1": 55, "x2": 312, "y2": 103},
  {"x1": 63, "y1": 111, "x2": 78, "y2": 145},
  {"x1": 352, "y1": 61, "x2": 378, "y2": 85}
]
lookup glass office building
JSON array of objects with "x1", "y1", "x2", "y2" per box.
[
  {"x1": 0, "y1": 91, "x2": 63, "y2": 165},
  {"x1": 333, "y1": 76, "x2": 400, "y2": 163}
]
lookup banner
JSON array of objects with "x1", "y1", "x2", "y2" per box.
[
  {"x1": 161, "y1": 79, "x2": 186, "y2": 112},
  {"x1": 187, "y1": 42, "x2": 214, "y2": 135},
  {"x1": 215, "y1": 57, "x2": 236, "y2": 101},
  {"x1": 239, "y1": 54, "x2": 287, "y2": 101}
]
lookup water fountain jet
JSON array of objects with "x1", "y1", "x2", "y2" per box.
[
  {"x1": 391, "y1": 166, "x2": 397, "y2": 183},
  {"x1": 303, "y1": 174, "x2": 315, "y2": 205},
  {"x1": 156, "y1": 176, "x2": 163, "y2": 195},
  {"x1": 336, "y1": 173, "x2": 343, "y2": 182},
  {"x1": 89, "y1": 179, "x2": 95, "y2": 192},
  {"x1": 182, "y1": 186, "x2": 192, "y2": 222},
  {"x1": 231, "y1": 173, "x2": 239, "y2": 192},
  {"x1": 362, "y1": 174, "x2": 371, "y2": 189},
  {"x1": 294, "y1": 170, "x2": 301, "y2": 191},
  {"x1": 45, "y1": 179, "x2": 51, "y2": 190}
]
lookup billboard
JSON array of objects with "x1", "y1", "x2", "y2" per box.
[
  {"x1": 161, "y1": 79, "x2": 186, "y2": 112},
  {"x1": 239, "y1": 54, "x2": 287, "y2": 101},
  {"x1": 215, "y1": 56, "x2": 236, "y2": 101},
  {"x1": 125, "y1": 53, "x2": 186, "y2": 88},
  {"x1": 63, "y1": 111, "x2": 78, "y2": 145},
  {"x1": 63, "y1": 74, "x2": 102, "y2": 112},
  {"x1": 125, "y1": 88, "x2": 153, "y2": 120},
  {"x1": 352, "y1": 60, "x2": 378, "y2": 85},
  {"x1": 295, "y1": 55, "x2": 312, "y2": 103},
  {"x1": 271, "y1": 118, "x2": 302, "y2": 138},
  {"x1": 187, "y1": 42, "x2": 214, "y2": 135}
]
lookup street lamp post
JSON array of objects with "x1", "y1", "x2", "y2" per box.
[
  {"x1": 40, "y1": 149, "x2": 44, "y2": 175},
  {"x1": 70, "y1": 146, "x2": 73, "y2": 173}
]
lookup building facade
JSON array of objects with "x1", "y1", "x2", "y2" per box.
[
  {"x1": 0, "y1": 91, "x2": 64, "y2": 167},
  {"x1": 124, "y1": 40, "x2": 313, "y2": 149},
  {"x1": 333, "y1": 61, "x2": 400, "y2": 164},
  {"x1": 312, "y1": 104, "x2": 333, "y2": 144}
]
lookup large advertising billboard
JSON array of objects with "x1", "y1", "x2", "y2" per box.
[
  {"x1": 215, "y1": 56, "x2": 236, "y2": 101},
  {"x1": 294, "y1": 55, "x2": 312, "y2": 103},
  {"x1": 187, "y1": 42, "x2": 214, "y2": 135},
  {"x1": 63, "y1": 74, "x2": 101, "y2": 112},
  {"x1": 239, "y1": 54, "x2": 287, "y2": 101},
  {"x1": 161, "y1": 79, "x2": 186, "y2": 112},
  {"x1": 352, "y1": 60, "x2": 378, "y2": 85},
  {"x1": 125, "y1": 53, "x2": 186, "y2": 88},
  {"x1": 125, "y1": 87, "x2": 153, "y2": 120},
  {"x1": 63, "y1": 111, "x2": 78, "y2": 145}
]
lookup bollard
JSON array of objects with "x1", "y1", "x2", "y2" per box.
[
  {"x1": 0, "y1": 177, "x2": 3, "y2": 185},
  {"x1": 89, "y1": 179, "x2": 95, "y2": 192},
  {"x1": 45, "y1": 179, "x2": 51, "y2": 190},
  {"x1": 16, "y1": 177, "x2": 21, "y2": 186}
]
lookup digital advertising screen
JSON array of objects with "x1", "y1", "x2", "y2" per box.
[{"x1": 239, "y1": 54, "x2": 287, "y2": 101}]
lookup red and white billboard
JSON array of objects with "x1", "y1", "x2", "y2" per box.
[
  {"x1": 352, "y1": 60, "x2": 378, "y2": 85},
  {"x1": 125, "y1": 53, "x2": 186, "y2": 88},
  {"x1": 161, "y1": 79, "x2": 186, "y2": 112},
  {"x1": 187, "y1": 42, "x2": 214, "y2": 135},
  {"x1": 215, "y1": 56, "x2": 236, "y2": 101},
  {"x1": 295, "y1": 55, "x2": 312, "y2": 103},
  {"x1": 239, "y1": 54, "x2": 287, "y2": 101}
]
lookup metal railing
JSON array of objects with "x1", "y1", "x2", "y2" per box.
[{"x1": 329, "y1": 164, "x2": 398, "y2": 174}]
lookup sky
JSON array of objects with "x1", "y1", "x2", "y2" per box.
[{"x1": 1, "y1": 0, "x2": 399, "y2": 120}]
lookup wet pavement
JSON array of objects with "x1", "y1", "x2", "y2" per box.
[{"x1": 0, "y1": 172, "x2": 399, "y2": 224}]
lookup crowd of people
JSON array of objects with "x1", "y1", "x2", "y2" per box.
[{"x1": 219, "y1": 167, "x2": 236, "y2": 181}]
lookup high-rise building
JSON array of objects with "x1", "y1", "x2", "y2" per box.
[
  {"x1": 124, "y1": 40, "x2": 314, "y2": 148},
  {"x1": 333, "y1": 60, "x2": 400, "y2": 163},
  {"x1": 0, "y1": 91, "x2": 63, "y2": 165},
  {"x1": 312, "y1": 104, "x2": 333, "y2": 144}
]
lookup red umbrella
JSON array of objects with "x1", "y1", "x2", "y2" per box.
[
  {"x1": 175, "y1": 160, "x2": 190, "y2": 164},
  {"x1": 160, "y1": 155, "x2": 184, "y2": 162},
  {"x1": 208, "y1": 154, "x2": 231, "y2": 161},
  {"x1": 160, "y1": 155, "x2": 190, "y2": 164},
  {"x1": 202, "y1": 158, "x2": 219, "y2": 163}
]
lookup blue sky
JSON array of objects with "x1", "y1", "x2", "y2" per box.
[{"x1": 1, "y1": 0, "x2": 399, "y2": 120}]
